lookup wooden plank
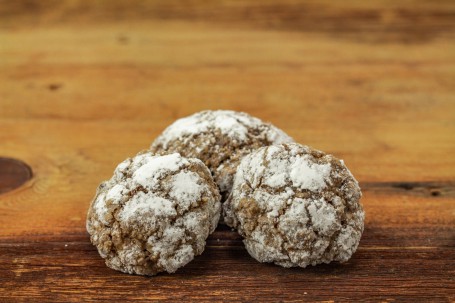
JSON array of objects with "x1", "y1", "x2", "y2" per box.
[
  {"x1": 1, "y1": 22, "x2": 454, "y2": 184},
  {"x1": 0, "y1": 0, "x2": 454, "y2": 301},
  {"x1": 1, "y1": 1, "x2": 455, "y2": 43},
  {"x1": 0, "y1": 179, "x2": 454, "y2": 236},
  {"x1": 0, "y1": 244, "x2": 453, "y2": 302},
  {"x1": 0, "y1": 118, "x2": 453, "y2": 186}
]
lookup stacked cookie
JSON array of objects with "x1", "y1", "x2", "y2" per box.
[{"x1": 86, "y1": 110, "x2": 364, "y2": 276}]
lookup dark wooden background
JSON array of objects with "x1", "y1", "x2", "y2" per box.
[{"x1": 0, "y1": 1, "x2": 454, "y2": 302}]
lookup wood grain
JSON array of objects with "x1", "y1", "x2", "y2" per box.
[{"x1": 0, "y1": 0, "x2": 454, "y2": 302}]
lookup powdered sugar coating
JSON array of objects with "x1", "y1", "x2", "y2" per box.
[
  {"x1": 224, "y1": 143, "x2": 364, "y2": 268},
  {"x1": 150, "y1": 110, "x2": 294, "y2": 200},
  {"x1": 86, "y1": 152, "x2": 221, "y2": 276}
]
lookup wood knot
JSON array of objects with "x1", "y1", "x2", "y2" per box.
[{"x1": 0, "y1": 157, "x2": 33, "y2": 194}]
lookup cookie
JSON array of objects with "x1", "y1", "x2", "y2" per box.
[
  {"x1": 223, "y1": 143, "x2": 364, "y2": 268},
  {"x1": 150, "y1": 110, "x2": 293, "y2": 200},
  {"x1": 86, "y1": 152, "x2": 221, "y2": 275}
]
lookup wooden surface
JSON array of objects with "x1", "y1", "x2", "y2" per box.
[{"x1": 1, "y1": 1, "x2": 454, "y2": 302}]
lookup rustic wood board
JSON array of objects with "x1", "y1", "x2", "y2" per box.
[{"x1": 0, "y1": 1, "x2": 454, "y2": 302}]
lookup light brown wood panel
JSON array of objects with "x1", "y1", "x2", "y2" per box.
[{"x1": 0, "y1": 0, "x2": 454, "y2": 302}]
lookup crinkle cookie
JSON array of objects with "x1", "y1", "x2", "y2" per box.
[
  {"x1": 86, "y1": 152, "x2": 221, "y2": 276},
  {"x1": 223, "y1": 143, "x2": 364, "y2": 268},
  {"x1": 150, "y1": 110, "x2": 294, "y2": 200}
]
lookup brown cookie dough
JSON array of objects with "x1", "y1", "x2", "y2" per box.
[
  {"x1": 223, "y1": 143, "x2": 364, "y2": 268},
  {"x1": 150, "y1": 110, "x2": 294, "y2": 200},
  {"x1": 86, "y1": 152, "x2": 221, "y2": 276}
]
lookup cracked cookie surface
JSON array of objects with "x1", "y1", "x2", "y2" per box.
[
  {"x1": 86, "y1": 152, "x2": 221, "y2": 275},
  {"x1": 150, "y1": 110, "x2": 294, "y2": 201},
  {"x1": 223, "y1": 143, "x2": 364, "y2": 268}
]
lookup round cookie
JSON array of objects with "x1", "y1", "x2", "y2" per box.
[
  {"x1": 223, "y1": 143, "x2": 364, "y2": 268},
  {"x1": 150, "y1": 110, "x2": 294, "y2": 200},
  {"x1": 86, "y1": 152, "x2": 221, "y2": 276}
]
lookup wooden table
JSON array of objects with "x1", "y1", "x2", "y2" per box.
[{"x1": 1, "y1": 1, "x2": 454, "y2": 302}]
